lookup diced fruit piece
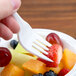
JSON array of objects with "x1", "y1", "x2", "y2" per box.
[
  {"x1": 33, "y1": 73, "x2": 43, "y2": 76},
  {"x1": 15, "y1": 43, "x2": 29, "y2": 53},
  {"x1": 58, "y1": 68, "x2": 70, "y2": 76},
  {"x1": 44, "y1": 70, "x2": 57, "y2": 76},
  {"x1": 47, "y1": 61, "x2": 64, "y2": 74},
  {"x1": 10, "y1": 49, "x2": 36, "y2": 68},
  {"x1": 0, "y1": 47, "x2": 12, "y2": 67},
  {"x1": 25, "y1": 53, "x2": 35, "y2": 57},
  {"x1": 13, "y1": 43, "x2": 36, "y2": 57},
  {"x1": 0, "y1": 67, "x2": 4, "y2": 73},
  {"x1": 38, "y1": 44, "x2": 62, "y2": 67},
  {"x1": 63, "y1": 49, "x2": 76, "y2": 70},
  {"x1": 1, "y1": 64, "x2": 24, "y2": 76},
  {"x1": 65, "y1": 64, "x2": 76, "y2": 76},
  {"x1": 24, "y1": 70, "x2": 35, "y2": 76},
  {"x1": 33, "y1": 55, "x2": 38, "y2": 59},
  {"x1": 23, "y1": 59, "x2": 46, "y2": 74},
  {"x1": 46, "y1": 33, "x2": 63, "y2": 47}
]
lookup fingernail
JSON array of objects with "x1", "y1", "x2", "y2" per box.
[{"x1": 11, "y1": 0, "x2": 21, "y2": 10}]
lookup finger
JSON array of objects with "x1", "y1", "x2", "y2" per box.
[
  {"x1": 2, "y1": 15, "x2": 20, "y2": 33},
  {"x1": 0, "y1": 23, "x2": 13, "y2": 40},
  {"x1": 0, "y1": 0, "x2": 21, "y2": 20}
]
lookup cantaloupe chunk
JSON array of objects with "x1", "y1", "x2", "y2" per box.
[
  {"x1": 23, "y1": 59, "x2": 46, "y2": 74},
  {"x1": 63, "y1": 48, "x2": 76, "y2": 70},
  {"x1": 47, "y1": 61, "x2": 64, "y2": 74},
  {"x1": 1, "y1": 64, "x2": 24, "y2": 76},
  {"x1": 24, "y1": 70, "x2": 34, "y2": 76},
  {"x1": 25, "y1": 53, "x2": 35, "y2": 57}
]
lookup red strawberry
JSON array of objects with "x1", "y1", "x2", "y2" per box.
[
  {"x1": 58, "y1": 68, "x2": 70, "y2": 76},
  {"x1": 38, "y1": 44, "x2": 62, "y2": 67}
]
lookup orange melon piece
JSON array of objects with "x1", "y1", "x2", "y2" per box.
[
  {"x1": 47, "y1": 61, "x2": 64, "y2": 74},
  {"x1": 25, "y1": 53, "x2": 34, "y2": 57},
  {"x1": 1, "y1": 64, "x2": 24, "y2": 76},
  {"x1": 23, "y1": 59, "x2": 46, "y2": 74},
  {"x1": 24, "y1": 70, "x2": 35, "y2": 76},
  {"x1": 63, "y1": 48, "x2": 76, "y2": 70}
]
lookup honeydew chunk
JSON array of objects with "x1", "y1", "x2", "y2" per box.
[
  {"x1": 15, "y1": 43, "x2": 29, "y2": 53},
  {"x1": 10, "y1": 50, "x2": 36, "y2": 68},
  {"x1": 14, "y1": 43, "x2": 37, "y2": 57}
]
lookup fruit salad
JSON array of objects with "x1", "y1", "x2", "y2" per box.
[{"x1": 0, "y1": 31, "x2": 76, "y2": 76}]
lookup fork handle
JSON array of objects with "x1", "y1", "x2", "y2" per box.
[{"x1": 13, "y1": 12, "x2": 32, "y2": 30}]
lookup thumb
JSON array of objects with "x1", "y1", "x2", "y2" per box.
[{"x1": 0, "y1": 0, "x2": 21, "y2": 20}]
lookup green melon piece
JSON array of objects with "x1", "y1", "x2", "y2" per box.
[
  {"x1": 15, "y1": 43, "x2": 29, "y2": 54},
  {"x1": 10, "y1": 50, "x2": 36, "y2": 68}
]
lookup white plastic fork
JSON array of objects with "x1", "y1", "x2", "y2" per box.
[{"x1": 13, "y1": 12, "x2": 53, "y2": 62}]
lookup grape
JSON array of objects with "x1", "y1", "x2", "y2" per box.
[
  {"x1": 46, "y1": 33, "x2": 63, "y2": 47},
  {"x1": 0, "y1": 47, "x2": 12, "y2": 67}
]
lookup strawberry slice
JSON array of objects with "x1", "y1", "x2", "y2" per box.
[
  {"x1": 58, "y1": 68, "x2": 70, "y2": 76},
  {"x1": 38, "y1": 44, "x2": 62, "y2": 67}
]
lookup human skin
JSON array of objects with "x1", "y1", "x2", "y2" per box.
[{"x1": 0, "y1": 0, "x2": 21, "y2": 40}]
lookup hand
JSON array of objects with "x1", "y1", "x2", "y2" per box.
[{"x1": 0, "y1": 0, "x2": 21, "y2": 40}]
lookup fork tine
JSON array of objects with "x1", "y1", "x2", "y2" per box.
[
  {"x1": 34, "y1": 40, "x2": 49, "y2": 50},
  {"x1": 32, "y1": 43, "x2": 48, "y2": 55},
  {"x1": 31, "y1": 47, "x2": 53, "y2": 62},
  {"x1": 34, "y1": 33, "x2": 52, "y2": 47}
]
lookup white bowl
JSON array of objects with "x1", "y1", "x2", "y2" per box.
[{"x1": 0, "y1": 29, "x2": 76, "y2": 75}]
